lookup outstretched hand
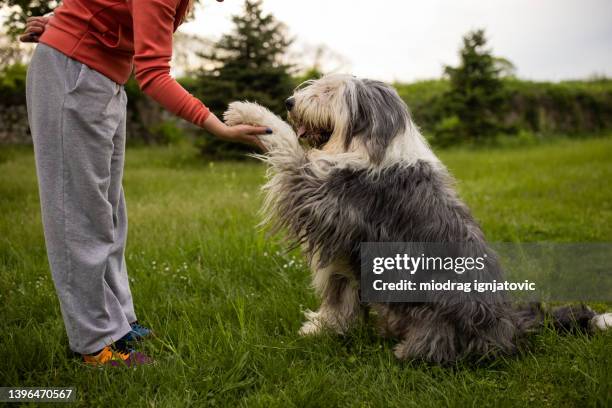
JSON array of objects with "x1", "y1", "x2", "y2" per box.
[
  {"x1": 203, "y1": 113, "x2": 270, "y2": 152},
  {"x1": 19, "y1": 16, "x2": 50, "y2": 43},
  {"x1": 218, "y1": 124, "x2": 272, "y2": 152}
]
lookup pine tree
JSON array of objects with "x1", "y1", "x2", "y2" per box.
[
  {"x1": 436, "y1": 29, "x2": 508, "y2": 145},
  {"x1": 194, "y1": 0, "x2": 294, "y2": 157}
]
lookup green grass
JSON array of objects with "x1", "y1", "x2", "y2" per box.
[{"x1": 1, "y1": 138, "x2": 611, "y2": 407}]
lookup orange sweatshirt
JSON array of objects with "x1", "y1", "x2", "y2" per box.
[{"x1": 40, "y1": 0, "x2": 210, "y2": 126}]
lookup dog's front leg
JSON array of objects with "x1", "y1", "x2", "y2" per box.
[
  {"x1": 300, "y1": 261, "x2": 361, "y2": 336},
  {"x1": 224, "y1": 102, "x2": 306, "y2": 170}
]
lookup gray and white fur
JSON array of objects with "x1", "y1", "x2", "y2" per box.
[{"x1": 224, "y1": 74, "x2": 611, "y2": 364}]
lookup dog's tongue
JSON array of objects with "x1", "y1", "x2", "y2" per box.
[{"x1": 297, "y1": 126, "x2": 308, "y2": 138}]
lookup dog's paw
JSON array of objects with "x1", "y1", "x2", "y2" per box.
[
  {"x1": 225, "y1": 101, "x2": 303, "y2": 159},
  {"x1": 392, "y1": 343, "x2": 409, "y2": 361},
  {"x1": 224, "y1": 101, "x2": 271, "y2": 127},
  {"x1": 298, "y1": 310, "x2": 325, "y2": 336},
  {"x1": 298, "y1": 320, "x2": 324, "y2": 336},
  {"x1": 392, "y1": 342, "x2": 424, "y2": 362}
]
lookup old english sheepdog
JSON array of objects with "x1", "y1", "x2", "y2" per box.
[{"x1": 224, "y1": 74, "x2": 611, "y2": 363}]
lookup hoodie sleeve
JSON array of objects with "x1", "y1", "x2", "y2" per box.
[{"x1": 132, "y1": 0, "x2": 210, "y2": 126}]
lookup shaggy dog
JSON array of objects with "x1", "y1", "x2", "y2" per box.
[{"x1": 224, "y1": 75, "x2": 611, "y2": 363}]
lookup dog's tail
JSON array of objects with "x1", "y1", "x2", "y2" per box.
[
  {"x1": 548, "y1": 304, "x2": 611, "y2": 333},
  {"x1": 516, "y1": 303, "x2": 612, "y2": 334}
]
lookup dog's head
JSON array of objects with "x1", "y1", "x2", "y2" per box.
[{"x1": 285, "y1": 74, "x2": 410, "y2": 164}]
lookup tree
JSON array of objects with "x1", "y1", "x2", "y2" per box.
[
  {"x1": 193, "y1": 0, "x2": 294, "y2": 157},
  {"x1": 435, "y1": 29, "x2": 509, "y2": 146}
]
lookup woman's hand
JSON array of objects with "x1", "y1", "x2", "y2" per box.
[
  {"x1": 203, "y1": 113, "x2": 271, "y2": 151},
  {"x1": 19, "y1": 16, "x2": 51, "y2": 43},
  {"x1": 219, "y1": 125, "x2": 272, "y2": 151}
]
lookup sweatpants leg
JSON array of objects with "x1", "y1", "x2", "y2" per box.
[
  {"x1": 26, "y1": 43, "x2": 134, "y2": 354},
  {"x1": 105, "y1": 111, "x2": 137, "y2": 323}
]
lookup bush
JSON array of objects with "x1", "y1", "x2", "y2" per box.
[
  {"x1": 433, "y1": 115, "x2": 462, "y2": 147},
  {"x1": 0, "y1": 63, "x2": 27, "y2": 106},
  {"x1": 149, "y1": 121, "x2": 187, "y2": 145},
  {"x1": 394, "y1": 78, "x2": 612, "y2": 145}
]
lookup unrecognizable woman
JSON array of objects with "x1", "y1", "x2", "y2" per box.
[{"x1": 21, "y1": 0, "x2": 269, "y2": 367}]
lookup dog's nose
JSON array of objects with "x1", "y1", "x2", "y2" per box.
[{"x1": 285, "y1": 97, "x2": 295, "y2": 111}]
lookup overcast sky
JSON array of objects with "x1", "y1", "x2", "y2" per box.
[{"x1": 180, "y1": 0, "x2": 612, "y2": 82}]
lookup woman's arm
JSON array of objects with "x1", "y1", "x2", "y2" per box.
[{"x1": 132, "y1": 0, "x2": 268, "y2": 146}]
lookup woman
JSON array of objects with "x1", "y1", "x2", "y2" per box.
[{"x1": 21, "y1": 0, "x2": 269, "y2": 367}]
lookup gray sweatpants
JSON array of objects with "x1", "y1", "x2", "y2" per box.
[{"x1": 26, "y1": 44, "x2": 136, "y2": 354}]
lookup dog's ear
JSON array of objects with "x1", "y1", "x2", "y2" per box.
[{"x1": 343, "y1": 79, "x2": 409, "y2": 164}]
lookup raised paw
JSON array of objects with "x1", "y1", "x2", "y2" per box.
[
  {"x1": 225, "y1": 101, "x2": 302, "y2": 159},
  {"x1": 224, "y1": 101, "x2": 273, "y2": 128}
]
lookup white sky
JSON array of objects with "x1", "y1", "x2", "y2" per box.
[{"x1": 180, "y1": 0, "x2": 612, "y2": 82}]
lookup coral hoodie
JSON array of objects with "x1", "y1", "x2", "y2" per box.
[{"x1": 40, "y1": 0, "x2": 210, "y2": 126}]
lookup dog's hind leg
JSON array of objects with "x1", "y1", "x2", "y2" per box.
[
  {"x1": 392, "y1": 314, "x2": 459, "y2": 364},
  {"x1": 300, "y1": 264, "x2": 361, "y2": 336}
]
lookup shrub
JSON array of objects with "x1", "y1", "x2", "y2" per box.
[
  {"x1": 394, "y1": 77, "x2": 612, "y2": 145},
  {"x1": 149, "y1": 121, "x2": 186, "y2": 145},
  {"x1": 0, "y1": 63, "x2": 27, "y2": 106}
]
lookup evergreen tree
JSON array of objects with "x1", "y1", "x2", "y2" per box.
[
  {"x1": 194, "y1": 0, "x2": 294, "y2": 157},
  {"x1": 436, "y1": 29, "x2": 508, "y2": 145}
]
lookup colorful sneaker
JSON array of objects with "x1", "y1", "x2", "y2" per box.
[
  {"x1": 83, "y1": 346, "x2": 152, "y2": 367},
  {"x1": 121, "y1": 321, "x2": 154, "y2": 342}
]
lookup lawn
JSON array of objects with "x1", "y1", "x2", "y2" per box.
[{"x1": 1, "y1": 137, "x2": 611, "y2": 407}]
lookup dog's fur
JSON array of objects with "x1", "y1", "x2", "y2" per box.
[{"x1": 224, "y1": 74, "x2": 611, "y2": 363}]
